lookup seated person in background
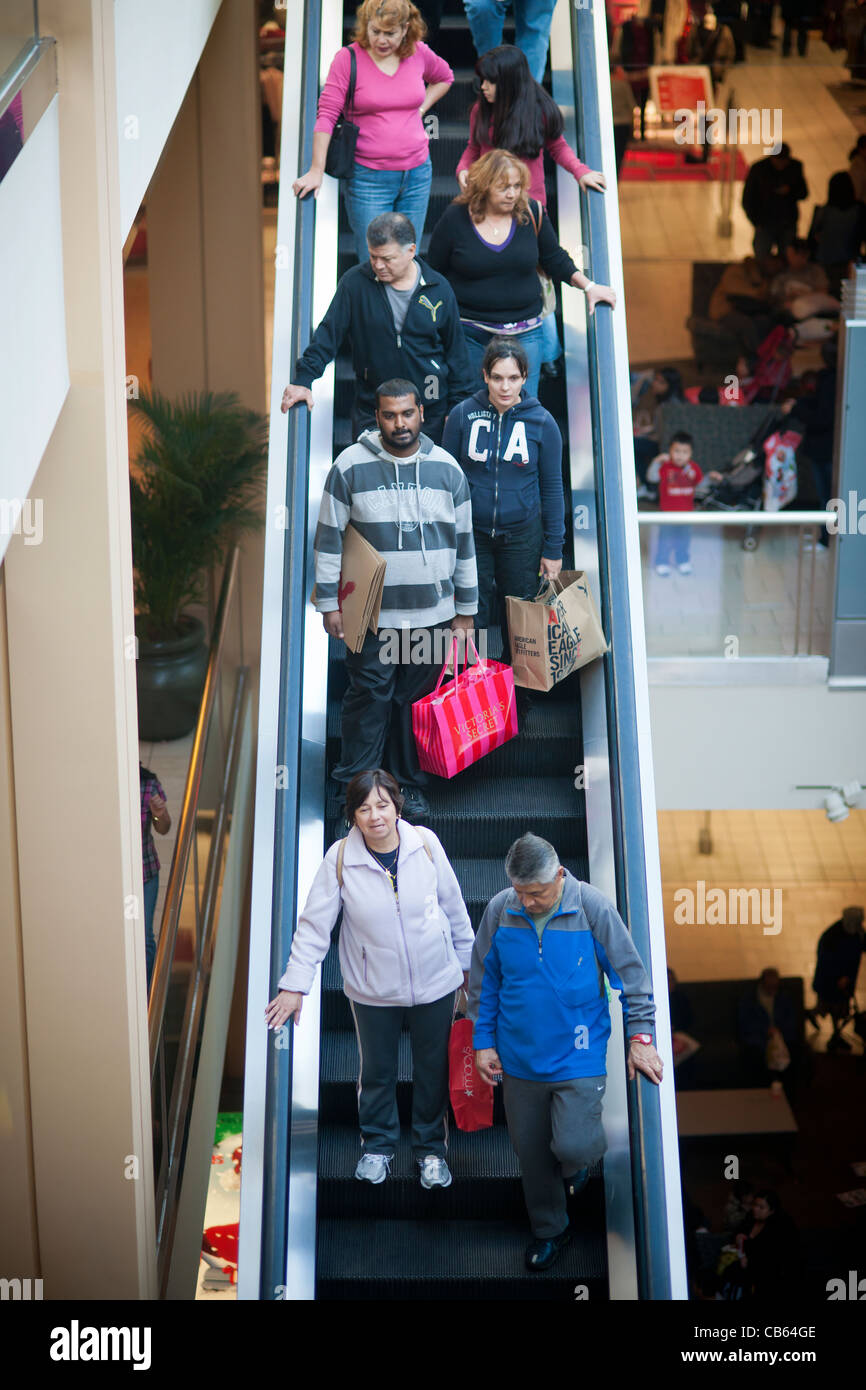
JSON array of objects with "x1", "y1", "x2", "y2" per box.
[
  {"x1": 769, "y1": 237, "x2": 830, "y2": 302},
  {"x1": 723, "y1": 1179, "x2": 757, "y2": 1239},
  {"x1": 632, "y1": 366, "x2": 683, "y2": 495},
  {"x1": 708, "y1": 255, "x2": 778, "y2": 355},
  {"x1": 668, "y1": 968, "x2": 700, "y2": 1068},
  {"x1": 646, "y1": 432, "x2": 703, "y2": 576},
  {"x1": 737, "y1": 967, "x2": 799, "y2": 1092},
  {"x1": 281, "y1": 212, "x2": 474, "y2": 445}
]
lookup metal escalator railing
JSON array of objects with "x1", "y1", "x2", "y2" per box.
[
  {"x1": 239, "y1": 0, "x2": 337, "y2": 1301},
  {"x1": 148, "y1": 544, "x2": 250, "y2": 1293},
  {"x1": 564, "y1": 0, "x2": 688, "y2": 1300}
]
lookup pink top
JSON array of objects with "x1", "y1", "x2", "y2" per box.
[
  {"x1": 456, "y1": 104, "x2": 590, "y2": 206},
  {"x1": 315, "y1": 41, "x2": 453, "y2": 171}
]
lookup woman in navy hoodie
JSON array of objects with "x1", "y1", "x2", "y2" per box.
[{"x1": 441, "y1": 337, "x2": 564, "y2": 670}]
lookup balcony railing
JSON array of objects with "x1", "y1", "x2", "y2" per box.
[{"x1": 636, "y1": 511, "x2": 836, "y2": 660}]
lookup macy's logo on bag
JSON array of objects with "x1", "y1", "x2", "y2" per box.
[{"x1": 461, "y1": 1045, "x2": 475, "y2": 1096}]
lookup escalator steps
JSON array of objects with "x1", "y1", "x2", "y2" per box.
[
  {"x1": 317, "y1": 1218, "x2": 608, "y2": 1301},
  {"x1": 311, "y1": 0, "x2": 604, "y2": 1301}
]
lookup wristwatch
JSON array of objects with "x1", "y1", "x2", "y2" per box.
[{"x1": 629, "y1": 1033, "x2": 653, "y2": 1046}]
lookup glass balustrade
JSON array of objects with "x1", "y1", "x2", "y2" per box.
[{"x1": 637, "y1": 512, "x2": 834, "y2": 659}]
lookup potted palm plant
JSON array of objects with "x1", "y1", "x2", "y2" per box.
[{"x1": 130, "y1": 389, "x2": 268, "y2": 741}]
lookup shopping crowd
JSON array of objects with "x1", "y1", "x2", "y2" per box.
[{"x1": 267, "y1": 0, "x2": 664, "y2": 1277}]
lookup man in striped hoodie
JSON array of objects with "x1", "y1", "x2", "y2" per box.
[{"x1": 314, "y1": 379, "x2": 478, "y2": 821}]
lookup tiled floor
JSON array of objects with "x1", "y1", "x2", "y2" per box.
[
  {"x1": 661, "y1": 807, "x2": 866, "y2": 1036},
  {"x1": 639, "y1": 523, "x2": 832, "y2": 657},
  {"x1": 622, "y1": 38, "x2": 860, "y2": 363}
]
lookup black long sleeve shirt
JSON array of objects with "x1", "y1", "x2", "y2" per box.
[{"x1": 426, "y1": 201, "x2": 579, "y2": 326}]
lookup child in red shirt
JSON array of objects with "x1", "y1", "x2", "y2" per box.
[{"x1": 646, "y1": 431, "x2": 703, "y2": 575}]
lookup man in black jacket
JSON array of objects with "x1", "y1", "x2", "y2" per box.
[
  {"x1": 280, "y1": 211, "x2": 474, "y2": 445},
  {"x1": 742, "y1": 144, "x2": 809, "y2": 259}
]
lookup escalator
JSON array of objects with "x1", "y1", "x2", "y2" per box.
[{"x1": 240, "y1": 0, "x2": 687, "y2": 1302}]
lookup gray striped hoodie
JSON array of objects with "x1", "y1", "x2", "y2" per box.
[{"x1": 314, "y1": 429, "x2": 478, "y2": 629}]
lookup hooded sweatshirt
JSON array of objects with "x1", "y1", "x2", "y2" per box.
[
  {"x1": 314, "y1": 428, "x2": 478, "y2": 630},
  {"x1": 441, "y1": 388, "x2": 565, "y2": 560}
]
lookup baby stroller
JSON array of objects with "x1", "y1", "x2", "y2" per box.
[
  {"x1": 696, "y1": 412, "x2": 775, "y2": 549},
  {"x1": 696, "y1": 408, "x2": 799, "y2": 550}
]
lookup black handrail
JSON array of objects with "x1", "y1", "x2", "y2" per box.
[
  {"x1": 258, "y1": 0, "x2": 322, "y2": 1302},
  {"x1": 571, "y1": 6, "x2": 674, "y2": 1300}
]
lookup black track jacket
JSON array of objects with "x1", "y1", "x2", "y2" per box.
[{"x1": 293, "y1": 257, "x2": 475, "y2": 422}]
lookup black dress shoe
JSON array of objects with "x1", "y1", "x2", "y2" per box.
[
  {"x1": 525, "y1": 1226, "x2": 572, "y2": 1271},
  {"x1": 400, "y1": 787, "x2": 430, "y2": 823},
  {"x1": 565, "y1": 1167, "x2": 590, "y2": 1198}
]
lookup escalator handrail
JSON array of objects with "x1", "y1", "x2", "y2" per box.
[
  {"x1": 569, "y1": 2, "x2": 688, "y2": 1300},
  {"x1": 148, "y1": 544, "x2": 241, "y2": 1066}
]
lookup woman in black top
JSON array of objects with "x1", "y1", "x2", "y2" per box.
[{"x1": 426, "y1": 149, "x2": 615, "y2": 397}]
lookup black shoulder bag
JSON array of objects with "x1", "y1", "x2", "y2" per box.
[{"x1": 324, "y1": 47, "x2": 359, "y2": 179}]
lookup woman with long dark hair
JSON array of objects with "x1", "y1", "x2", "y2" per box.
[
  {"x1": 455, "y1": 46, "x2": 605, "y2": 205},
  {"x1": 455, "y1": 46, "x2": 606, "y2": 372}
]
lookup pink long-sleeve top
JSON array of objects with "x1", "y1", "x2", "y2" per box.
[
  {"x1": 315, "y1": 41, "x2": 453, "y2": 171},
  {"x1": 456, "y1": 103, "x2": 590, "y2": 206}
]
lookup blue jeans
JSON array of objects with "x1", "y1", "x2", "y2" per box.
[
  {"x1": 462, "y1": 321, "x2": 546, "y2": 399},
  {"x1": 540, "y1": 309, "x2": 561, "y2": 363},
  {"x1": 143, "y1": 872, "x2": 159, "y2": 992},
  {"x1": 655, "y1": 525, "x2": 691, "y2": 567},
  {"x1": 343, "y1": 156, "x2": 433, "y2": 264},
  {"x1": 463, "y1": 0, "x2": 556, "y2": 82}
]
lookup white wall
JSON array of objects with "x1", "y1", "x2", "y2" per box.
[
  {"x1": 649, "y1": 678, "x2": 866, "y2": 809},
  {"x1": 114, "y1": 0, "x2": 222, "y2": 238},
  {"x1": 0, "y1": 96, "x2": 69, "y2": 564}
]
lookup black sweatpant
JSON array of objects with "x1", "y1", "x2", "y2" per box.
[
  {"x1": 332, "y1": 624, "x2": 451, "y2": 791},
  {"x1": 349, "y1": 991, "x2": 455, "y2": 1161}
]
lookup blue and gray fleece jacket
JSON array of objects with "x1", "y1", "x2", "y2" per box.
[{"x1": 468, "y1": 869, "x2": 656, "y2": 1082}]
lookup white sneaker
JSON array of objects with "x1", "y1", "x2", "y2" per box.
[
  {"x1": 355, "y1": 1153, "x2": 392, "y2": 1184},
  {"x1": 655, "y1": 563, "x2": 671, "y2": 576},
  {"x1": 419, "y1": 1155, "x2": 452, "y2": 1189},
  {"x1": 677, "y1": 561, "x2": 692, "y2": 574}
]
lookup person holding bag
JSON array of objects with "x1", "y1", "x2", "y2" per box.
[
  {"x1": 441, "y1": 336, "x2": 564, "y2": 671},
  {"x1": 426, "y1": 150, "x2": 616, "y2": 398},
  {"x1": 265, "y1": 769, "x2": 475, "y2": 1189},
  {"x1": 293, "y1": 0, "x2": 453, "y2": 263}
]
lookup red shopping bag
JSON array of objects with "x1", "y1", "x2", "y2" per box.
[
  {"x1": 448, "y1": 1016, "x2": 493, "y2": 1132},
  {"x1": 412, "y1": 636, "x2": 518, "y2": 779}
]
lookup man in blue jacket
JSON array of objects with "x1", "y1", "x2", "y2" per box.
[
  {"x1": 441, "y1": 338, "x2": 564, "y2": 669},
  {"x1": 469, "y1": 833, "x2": 664, "y2": 1271},
  {"x1": 280, "y1": 211, "x2": 474, "y2": 445}
]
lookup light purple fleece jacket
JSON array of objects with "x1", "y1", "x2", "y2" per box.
[{"x1": 278, "y1": 821, "x2": 474, "y2": 1008}]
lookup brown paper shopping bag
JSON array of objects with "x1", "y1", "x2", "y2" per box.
[
  {"x1": 311, "y1": 523, "x2": 385, "y2": 653},
  {"x1": 506, "y1": 571, "x2": 608, "y2": 691}
]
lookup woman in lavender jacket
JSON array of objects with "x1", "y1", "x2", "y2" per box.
[{"x1": 265, "y1": 769, "x2": 474, "y2": 1190}]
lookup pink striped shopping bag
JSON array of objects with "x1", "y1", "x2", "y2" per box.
[{"x1": 412, "y1": 637, "x2": 518, "y2": 779}]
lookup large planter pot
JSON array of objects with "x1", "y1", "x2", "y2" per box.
[{"x1": 136, "y1": 615, "x2": 209, "y2": 742}]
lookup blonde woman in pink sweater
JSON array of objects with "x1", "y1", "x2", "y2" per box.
[
  {"x1": 294, "y1": 0, "x2": 453, "y2": 263},
  {"x1": 456, "y1": 45, "x2": 606, "y2": 372}
]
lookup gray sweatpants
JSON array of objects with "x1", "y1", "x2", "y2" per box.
[{"x1": 502, "y1": 1072, "x2": 608, "y2": 1238}]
